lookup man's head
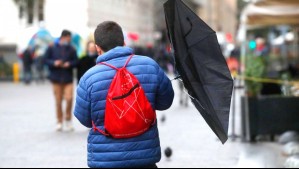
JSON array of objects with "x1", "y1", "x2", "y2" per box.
[
  {"x1": 94, "y1": 21, "x2": 124, "y2": 55},
  {"x1": 60, "y1": 30, "x2": 72, "y2": 45}
]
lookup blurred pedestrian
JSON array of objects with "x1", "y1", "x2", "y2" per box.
[
  {"x1": 226, "y1": 56, "x2": 239, "y2": 76},
  {"x1": 77, "y1": 41, "x2": 98, "y2": 82},
  {"x1": 34, "y1": 54, "x2": 46, "y2": 84},
  {"x1": 45, "y1": 30, "x2": 78, "y2": 132},
  {"x1": 0, "y1": 54, "x2": 3, "y2": 63},
  {"x1": 255, "y1": 38, "x2": 270, "y2": 57},
  {"x1": 0, "y1": 54, "x2": 5, "y2": 78},
  {"x1": 74, "y1": 21, "x2": 174, "y2": 168},
  {"x1": 155, "y1": 46, "x2": 168, "y2": 72},
  {"x1": 22, "y1": 47, "x2": 34, "y2": 84},
  {"x1": 144, "y1": 43, "x2": 155, "y2": 58}
]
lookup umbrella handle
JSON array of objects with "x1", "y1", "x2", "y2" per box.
[{"x1": 171, "y1": 76, "x2": 182, "y2": 81}]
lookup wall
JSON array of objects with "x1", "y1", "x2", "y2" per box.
[
  {"x1": 195, "y1": 0, "x2": 237, "y2": 37},
  {"x1": 87, "y1": 0, "x2": 155, "y2": 45}
]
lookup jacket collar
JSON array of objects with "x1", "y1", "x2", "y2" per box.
[{"x1": 96, "y1": 46, "x2": 134, "y2": 64}]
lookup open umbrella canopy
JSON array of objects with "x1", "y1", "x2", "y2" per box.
[
  {"x1": 29, "y1": 28, "x2": 53, "y2": 57},
  {"x1": 164, "y1": 0, "x2": 234, "y2": 144},
  {"x1": 71, "y1": 33, "x2": 84, "y2": 57},
  {"x1": 28, "y1": 29, "x2": 53, "y2": 46},
  {"x1": 17, "y1": 27, "x2": 53, "y2": 56}
]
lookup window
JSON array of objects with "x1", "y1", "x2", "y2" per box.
[
  {"x1": 38, "y1": 0, "x2": 44, "y2": 21},
  {"x1": 16, "y1": 0, "x2": 45, "y2": 25}
]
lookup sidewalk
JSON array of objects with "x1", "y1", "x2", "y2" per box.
[
  {"x1": 237, "y1": 143, "x2": 286, "y2": 168},
  {"x1": 0, "y1": 82, "x2": 88, "y2": 168},
  {"x1": 0, "y1": 82, "x2": 286, "y2": 168}
]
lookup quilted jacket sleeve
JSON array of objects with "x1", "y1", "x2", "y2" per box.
[
  {"x1": 74, "y1": 78, "x2": 92, "y2": 128},
  {"x1": 156, "y1": 67, "x2": 174, "y2": 111},
  {"x1": 44, "y1": 47, "x2": 55, "y2": 68}
]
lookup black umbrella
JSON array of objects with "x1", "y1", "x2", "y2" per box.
[{"x1": 164, "y1": 0, "x2": 234, "y2": 144}]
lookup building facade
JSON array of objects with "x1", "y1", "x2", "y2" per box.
[
  {"x1": 87, "y1": 0, "x2": 155, "y2": 45},
  {"x1": 195, "y1": 0, "x2": 237, "y2": 38},
  {"x1": 44, "y1": 0, "x2": 156, "y2": 44},
  {"x1": 0, "y1": 0, "x2": 20, "y2": 63}
]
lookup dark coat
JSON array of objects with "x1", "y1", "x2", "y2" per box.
[
  {"x1": 22, "y1": 49, "x2": 33, "y2": 72},
  {"x1": 77, "y1": 55, "x2": 97, "y2": 82},
  {"x1": 45, "y1": 44, "x2": 78, "y2": 84}
]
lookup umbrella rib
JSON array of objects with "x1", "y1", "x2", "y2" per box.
[{"x1": 183, "y1": 88, "x2": 206, "y2": 110}]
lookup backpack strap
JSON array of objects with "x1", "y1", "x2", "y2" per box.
[
  {"x1": 99, "y1": 54, "x2": 134, "y2": 70},
  {"x1": 99, "y1": 62, "x2": 119, "y2": 71},
  {"x1": 92, "y1": 121, "x2": 110, "y2": 137},
  {"x1": 123, "y1": 54, "x2": 134, "y2": 68}
]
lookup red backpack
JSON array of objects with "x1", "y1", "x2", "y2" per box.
[{"x1": 92, "y1": 55, "x2": 156, "y2": 139}]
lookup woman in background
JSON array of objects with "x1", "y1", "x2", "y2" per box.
[{"x1": 77, "y1": 41, "x2": 98, "y2": 82}]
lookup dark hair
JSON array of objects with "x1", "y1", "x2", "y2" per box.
[
  {"x1": 94, "y1": 21, "x2": 124, "y2": 52},
  {"x1": 61, "y1": 30, "x2": 72, "y2": 38}
]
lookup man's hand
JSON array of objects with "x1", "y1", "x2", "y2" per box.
[
  {"x1": 63, "y1": 62, "x2": 71, "y2": 68},
  {"x1": 54, "y1": 60, "x2": 63, "y2": 67}
]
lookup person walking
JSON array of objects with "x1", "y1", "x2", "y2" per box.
[
  {"x1": 22, "y1": 47, "x2": 34, "y2": 84},
  {"x1": 74, "y1": 21, "x2": 174, "y2": 168},
  {"x1": 45, "y1": 30, "x2": 78, "y2": 132},
  {"x1": 34, "y1": 55, "x2": 46, "y2": 84}
]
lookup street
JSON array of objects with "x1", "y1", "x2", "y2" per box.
[
  {"x1": 0, "y1": 0, "x2": 297, "y2": 168},
  {"x1": 0, "y1": 81, "x2": 285, "y2": 168}
]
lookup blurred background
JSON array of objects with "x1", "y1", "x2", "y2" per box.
[{"x1": 1, "y1": 0, "x2": 299, "y2": 168}]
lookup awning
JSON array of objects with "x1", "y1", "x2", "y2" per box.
[
  {"x1": 255, "y1": 0, "x2": 299, "y2": 7},
  {"x1": 242, "y1": 0, "x2": 299, "y2": 27},
  {"x1": 238, "y1": 0, "x2": 299, "y2": 41}
]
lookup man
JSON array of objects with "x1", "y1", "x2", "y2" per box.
[
  {"x1": 45, "y1": 30, "x2": 78, "y2": 132},
  {"x1": 74, "y1": 21, "x2": 174, "y2": 168},
  {"x1": 77, "y1": 41, "x2": 98, "y2": 82}
]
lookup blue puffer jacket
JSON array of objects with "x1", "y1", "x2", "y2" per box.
[{"x1": 74, "y1": 46, "x2": 174, "y2": 168}]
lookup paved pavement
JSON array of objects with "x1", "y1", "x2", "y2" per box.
[{"x1": 0, "y1": 81, "x2": 286, "y2": 168}]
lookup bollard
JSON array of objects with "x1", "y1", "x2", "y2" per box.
[{"x1": 13, "y1": 63, "x2": 20, "y2": 83}]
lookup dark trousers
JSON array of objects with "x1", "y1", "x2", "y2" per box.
[{"x1": 23, "y1": 68, "x2": 32, "y2": 84}]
